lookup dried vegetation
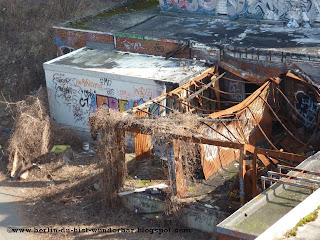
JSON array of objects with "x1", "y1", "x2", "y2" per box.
[
  {"x1": 0, "y1": 0, "x2": 116, "y2": 98},
  {"x1": 90, "y1": 109, "x2": 203, "y2": 208}
]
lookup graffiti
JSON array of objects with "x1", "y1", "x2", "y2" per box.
[
  {"x1": 225, "y1": 81, "x2": 245, "y2": 102},
  {"x1": 97, "y1": 95, "x2": 143, "y2": 112},
  {"x1": 97, "y1": 95, "x2": 160, "y2": 114},
  {"x1": 118, "y1": 89, "x2": 133, "y2": 100},
  {"x1": 53, "y1": 73, "x2": 78, "y2": 109},
  {"x1": 134, "y1": 86, "x2": 153, "y2": 99},
  {"x1": 72, "y1": 105, "x2": 85, "y2": 123},
  {"x1": 79, "y1": 89, "x2": 96, "y2": 108},
  {"x1": 100, "y1": 78, "x2": 112, "y2": 86},
  {"x1": 122, "y1": 39, "x2": 144, "y2": 51},
  {"x1": 227, "y1": 0, "x2": 318, "y2": 22},
  {"x1": 160, "y1": 0, "x2": 217, "y2": 13},
  {"x1": 77, "y1": 79, "x2": 105, "y2": 91},
  {"x1": 294, "y1": 91, "x2": 319, "y2": 128},
  {"x1": 186, "y1": 210, "x2": 214, "y2": 228},
  {"x1": 52, "y1": 72, "x2": 162, "y2": 128},
  {"x1": 52, "y1": 73, "x2": 98, "y2": 125},
  {"x1": 154, "y1": 44, "x2": 165, "y2": 53}
]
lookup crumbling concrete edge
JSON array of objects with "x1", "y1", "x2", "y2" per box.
[{"x1": 256, "y1": 188, "x2": 320, "y2": 240}]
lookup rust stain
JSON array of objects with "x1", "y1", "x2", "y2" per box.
[{"x1": 134, "y1": 111, "x2": 153, "y2": 160}]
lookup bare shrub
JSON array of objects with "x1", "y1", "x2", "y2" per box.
[
  {"x1": 7, "y1": 89, "x2": 51, "y2": 177},
  {"x1": 6, "y1": 88, "x2": 84, "y2": 177}
]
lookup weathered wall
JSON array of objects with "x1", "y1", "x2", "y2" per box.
[
  {"x1": 54, "y1": 28, "x2": 114, "y2": 56},
  {"x1": 227, "y1": 0, "x2": 318, "y2": 22},
  {"x1": 159, "y1": 0, "x2": 218, "y2": 15},
  {"x1": 159, "y1": 0, "x2": 319, "y2": 23},
  {"x1": 44, "y1": 69, "x2": 163, "y2": 131},
  {"x1": 53, "y1": 28, "x2": 191, "y2": 58}
]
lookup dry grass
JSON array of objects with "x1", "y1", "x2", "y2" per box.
[
  {"x1": 0, "y1": 0, "x2": 116, "y2": 98},
  {"x1": 5, "y1": 88, "x2": 84, "y2": 177},
  {"x1": 7, "y1": 88, "x2": 51, "y2": 175}
]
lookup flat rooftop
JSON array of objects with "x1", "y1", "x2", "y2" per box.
[
  {"x1": 61, "y1": 4, "x2": 320, "y2": 56},
  {"x1": 44, "y1": 48, "x2": 207, "y2": 84}
]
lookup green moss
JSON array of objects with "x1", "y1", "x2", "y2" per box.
[
  {"x1": 68, "y1": 22, "x2": 94, "y2": 30},
  {"x1": 284, "y1": 206, "x2": 320, "y2": 238},
  {"x1": 187, "y1": 186, "x2": 197, "y2": 192},
  {"x1": 69, "y1": 0, "x2": 158, "y2": 30},
  {"x1": 135, "y1": 179, "x2": 151, "y2": 186}
]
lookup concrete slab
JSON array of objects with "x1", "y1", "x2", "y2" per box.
[
  {"x1": 47, "y1": 47, "x2": 207, "y2": 84},
  {"x1": 217, "y1": 151, "x2": 320, "y2": 239},
  {"x1": 257, "y1": 188, "x2": 320, "y2": 240},
  {"x1": 85, "y1": 9, "x2": 159, "y2": 33},
  {"x1": 77, "y1": 11, "x2": 320, "y2": 56},
  {"x1": 0, "y1": 189, "x2": 26, "y2": 240}
]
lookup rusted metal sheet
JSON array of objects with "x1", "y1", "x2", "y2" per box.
[
  {"x1": 120, "y1": 62, "x2": 315, "y2": 203},
  {"x1": 200, "y1": 81, "x2": 272, "y2": 180},
  {"x1": 219, "y1": 55, "x2": 284, "y2": 85},
  {"x1": 134, "y1": 111, "x2": 153, "y2": 160},
  {"x1": 278, "y1": 74, "x2": 320, "y2": 153}
]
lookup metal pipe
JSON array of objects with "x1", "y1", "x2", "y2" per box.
[{"x1": 268, "y1": 171, "x2": 320, "y2": 185}]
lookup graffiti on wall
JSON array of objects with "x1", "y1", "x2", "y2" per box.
[
  {"x1": 96, "y1": 95, "x2": 160, "y2": 114},
  {"x1": 54, "y1": 31, "x2": 113, "y2": 56},
  {"x1": 294, "y1": 90, "x2": 319, "y2": 129},
  {"x1": 122, "y1": 39, "x2": 144, "y2": 51},
  {"x1": 52, "y1": 73, "x2": 101, "y2": 124},
  {"x1": 52, "y1": 73, "x2": 161, "y2": 127},
  {"x1": 227, "y1": 0, "x2": 318, "y2": 22},
  {"x1": 159, "y1": 0, "x2": 217, "y2": 14}
]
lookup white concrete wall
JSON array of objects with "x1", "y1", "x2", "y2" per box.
[{"x1": 44, "y1": 67, "x2": 164, "y2": 132}]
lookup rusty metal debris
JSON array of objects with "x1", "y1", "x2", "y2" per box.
[{"x1": 90, "y1": 59, "x2": 320, "y2": 207}]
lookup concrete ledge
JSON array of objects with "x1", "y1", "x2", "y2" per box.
[
  {"x1": 217, "y1": 151, "x2": 320, "y2": 238},
  {"x1": 180, "y1": 206, "x2": 228, "y2": 234},
  {"x1": 257, "y1": 188, "x2": 320, "y2": 240}
]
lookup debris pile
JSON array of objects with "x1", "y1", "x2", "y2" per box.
[{"x1": 90, "y1": 62, "x2": 320, "y2": 208}]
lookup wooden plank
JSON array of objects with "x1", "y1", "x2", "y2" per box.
[
  {"x1": 239, "y1": 146, "x2": 246, "y2": 206},
  {"x1": 186, "y1": 73, "x2": 225, "y2": 102},
  {"x1": 125, "y1": 67, "x2": 215, "y2": 114},
  {"x1": 257, "y1": 154, "x2": 271, "y2": 167},
  {"x1": 252, "y1": 148, "x2": 258, "y2": 197},
  {"x1": 173, "y1": 139, "x2": 187, "y2": 197},
  {"x1": 256, "y1": 148, "x2": 306, "y2": 162}
]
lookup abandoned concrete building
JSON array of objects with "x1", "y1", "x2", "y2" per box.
[{"x1": 43, "y1": 0, "x2": 320, "y2": 239}]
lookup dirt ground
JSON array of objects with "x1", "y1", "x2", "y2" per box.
[{"x1": 0, "y1": 103, "x2": 211, "y2": 240}]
